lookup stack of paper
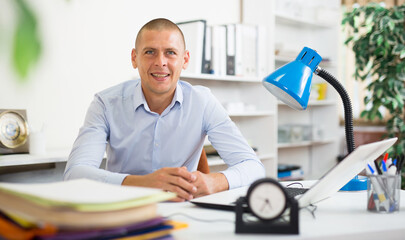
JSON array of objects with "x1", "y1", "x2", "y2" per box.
[{"x1": 0, "y1": 179, "x2": 185, "y2": 239}]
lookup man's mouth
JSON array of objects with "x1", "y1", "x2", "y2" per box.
[{"x1": 151, "y1": 73, "x2": 170, "y2": 78}]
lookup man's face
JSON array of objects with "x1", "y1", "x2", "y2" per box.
[{"x1": 131, "y1": 29, "x2": 189, "y2": 99}]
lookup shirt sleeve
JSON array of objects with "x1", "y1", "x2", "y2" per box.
[
  {"x1": 203, "y1": 92, "x2": 266, "y2": 189},
  {"x1": 63, "y1": 95, "x2": 129, "y2": 184}
]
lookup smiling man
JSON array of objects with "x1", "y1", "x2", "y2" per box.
[{"x1": 64, "y1": 18, "x2": 265, "y2": 201}]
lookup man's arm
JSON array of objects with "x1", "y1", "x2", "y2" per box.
[
  {"x1": 122, "y1": 167, "x2": 197, "y2": 202},
  {"x1": 201, "y1": 91, "x2": 266, "y2": 191},
  {"x1": 64, "y1": 95, "x2": 129, "y2": 184}
]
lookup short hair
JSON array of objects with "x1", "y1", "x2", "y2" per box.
[{"x1": 135, "y1": 18, "x2": 186, "y2": 50}]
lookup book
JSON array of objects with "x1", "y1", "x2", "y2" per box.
[
  {"x1": 278, "y1": 164, "x2": 304, "y2": 180},
  {"x1": 177, "y1": 20, "x2": 206, "y2": 75},
  {"x1": 0, "y1": 179, "x2": 175, "y2": 229}
]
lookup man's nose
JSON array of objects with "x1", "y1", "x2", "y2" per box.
[{"x1": 154, "y1": 52, "x2": 167, "y2": 66}]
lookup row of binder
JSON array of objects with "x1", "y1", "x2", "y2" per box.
[{"x1": 178, "y1": 20, "x2": 267, "y2": 78}]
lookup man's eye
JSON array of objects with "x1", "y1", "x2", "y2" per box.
[
  {"x1": 145, "y1": 50, "x2": 154, "y2": 54},
  {"x1": 167, "y1": 51, "x2": 176, "y2": 55}
]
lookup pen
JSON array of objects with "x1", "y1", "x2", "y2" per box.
[
  {"x1": 374, "y1": 161, "x2": 382, "y2": 175},
  {"x1": 390, "y1": 158, "x2": 397, "y2": 168},
  {"x1": 381, "y1": 160, "x2": 388, "y2": 174},
  {"x1": 383, "y1": 153, "x2": 389, "y2": 163},
  {"x1": 366, "y1": 163, "x2": 389, "y2": 211},
  {"x1": 367, "y1": 164, "x2": 381, "y2": 210},
  {"x1": 397, "y1": 156, "x2": 404, "y2": 175}
]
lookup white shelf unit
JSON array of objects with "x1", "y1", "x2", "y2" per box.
[
  {"x1": 180, "y1": 74, "x2": 278, "y2": 177},
  {"x1": 272, "y1": 0, "x2": 341, "y2": 180}
]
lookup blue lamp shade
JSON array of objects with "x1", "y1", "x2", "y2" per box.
[{"x1": 263, "y1": 47, "x2": 322, "y2": 110}]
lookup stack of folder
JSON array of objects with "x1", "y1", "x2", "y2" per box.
[
  {"x1": 0, "y1": 179, "x2": 186, "y2": 240},
  {"x1": 178, "y1": 19, "x2": 266, "y2": 78}
]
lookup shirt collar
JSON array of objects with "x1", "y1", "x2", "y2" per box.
[{"x1": 133, "y1": 80, "x2": 183, "y2": 112}]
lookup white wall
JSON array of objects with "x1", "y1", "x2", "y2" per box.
[{"x1": 0, "y1": 0, "x2": 240, "y2": 150}]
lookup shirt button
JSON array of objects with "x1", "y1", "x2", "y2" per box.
[{"x1": 155, "y1": 143, "x2": 159, "y2": 147}]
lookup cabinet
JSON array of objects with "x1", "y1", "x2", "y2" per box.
[
  {"x1": 273, "y1": 0, "x2": 341, "y2": 179},
  {"x1": 242, "y1": 0, "x2": 341, "y2": 179},
  {"x1": 180, "y1": 74, "x2": 278, "y2": 177}
]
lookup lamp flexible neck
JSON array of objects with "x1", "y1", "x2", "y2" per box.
[{"x1": 316, "y1": 67, "x2": 355, "y2": 154}]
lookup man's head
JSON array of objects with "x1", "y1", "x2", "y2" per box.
[
  {"x1": 131, "y1": 18, "x2": 189, "y2": 101},
  {"x1": 135, "y1": 18, "x2": 186, "y2": 51}
]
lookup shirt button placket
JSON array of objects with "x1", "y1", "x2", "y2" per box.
[{"x1": 152, "y1": 117, "x2": 161, "y2": 171}]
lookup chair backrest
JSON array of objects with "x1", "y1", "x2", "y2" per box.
[{"x1": 197, "y1": 148, "x2": 210, "y2": 174}]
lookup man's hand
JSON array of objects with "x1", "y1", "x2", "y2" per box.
[
  {"x1": 122, "y1": 166, "x2": 197, "y2": 202},
  {"x1": 191, "y1": 172, "x2": 229, "y2": 198}
]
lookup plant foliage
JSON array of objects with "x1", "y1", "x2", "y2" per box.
[
  {"x1": 342, "y1": 3, "x2": 405, "y2": 160},
  {"x1": 12, "y1": 0, "x2": 41, "y2": 81}
]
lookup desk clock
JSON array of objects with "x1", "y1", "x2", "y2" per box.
[{"x1": 0, "y1": 109, "x2": 29, "y2": 154}]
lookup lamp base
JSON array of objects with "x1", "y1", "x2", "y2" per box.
[{"x1": 340, "y1": 175, "x2": 368, "y2": 191}]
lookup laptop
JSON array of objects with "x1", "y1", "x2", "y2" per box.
[{"x1": 191, "y1": 138, "x2": 397, "y2": 209}]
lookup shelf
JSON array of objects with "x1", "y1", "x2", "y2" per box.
[
  {"x1": 0, "y1": 150, "x2": 70, "y2": 167},
  {"x1": 180, "y1": 73, "x2": 261, "y2": 83},
  {"x1": 275, "y1": 13, "x2": 335, "y2": 28},
  {"x1": 207, "y1": 153, "x2": 275, "y2": 166},
  {"x1": 277, "y1": 139, "x2": 335, "y2": 149},
  {"x1": 275, "y1": 55, "x2": 335, "y2": 67},
  {"x1": 228, "y1": 111, "x2": 275, "y2": 117}
]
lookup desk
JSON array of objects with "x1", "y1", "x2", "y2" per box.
[{"x1": 158, "y1": 186, "x2": 405, "y2": 239}]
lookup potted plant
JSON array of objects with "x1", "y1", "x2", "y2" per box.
[{"x1": 342, "y1": 3, "x2": 405, "y2": 186}]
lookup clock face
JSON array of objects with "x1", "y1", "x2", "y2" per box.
[
  {"x1": 0, "y1": 111, "x2": 29, "y2": 149},
  {"x1": 248, "y1": 180, "x2": 287, "y2": 221}
]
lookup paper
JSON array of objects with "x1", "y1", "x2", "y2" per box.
[{"x1": 0, "y1": 179, "x2": 175, "y2": 211}]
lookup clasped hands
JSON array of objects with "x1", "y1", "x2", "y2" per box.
[{"x1": 122, "y1": 166, "x2": 228, "y2": 202}]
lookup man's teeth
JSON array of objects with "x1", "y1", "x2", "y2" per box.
[{"x1": 152, "y1": 73, "x2": 169, "y2": 77}]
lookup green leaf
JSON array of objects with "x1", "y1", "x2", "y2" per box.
[
  {"x1": 392, "y1": 100, "x2": 398, "y2": 109},
  {"x1": 396, "y1": 94, "x2": 405, "y2": 107},
  {"x1": 393, "y1": 44, "x2": 405, "y2": 54},
  {"x1": 344, "y1": 36, "x2": 354, "y2": 45},
  {"x1": 377, "y1": 35, "x2": 384, "y2": 46},
  {"x1": 401, "y1": 50, "x2": 405, "y2": 59},
  {"x1": 360, "y1": 110, "x2": 368, "y2": 118},
  {"x1": 379, "y1": 16, "x2": 391, "y2": 30},
  {"x1": 388, "y1": 20, "x2": 395, "y2": 31},
  {"x1": 12, "y1": 0, "x2": 41, "y2": 81},
  {"x1": 376, "y1": 87, "x2": 383, "y2": 98},
  {"x1": 369, "y1": 31, "x2": 381, "y2": 44},
  {"x1": 394, "y1": 9, "x2": 405, "y2": 19}
]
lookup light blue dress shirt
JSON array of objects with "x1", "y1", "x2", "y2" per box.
[{"x1": 64, "y1": 79, "x2": 265, "y2": 189}]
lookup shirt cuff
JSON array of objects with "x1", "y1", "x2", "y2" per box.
[{"x1": 105, "y1": 172, "x2": 129, "y2": 185}]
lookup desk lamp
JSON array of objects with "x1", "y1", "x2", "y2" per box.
[{"x1": 263, "y1": 46, "x2": 367, "y2": 191}]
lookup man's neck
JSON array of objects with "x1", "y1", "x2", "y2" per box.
[{"x1": 143, "y1": 90, "x2": 175, "y2": 115}]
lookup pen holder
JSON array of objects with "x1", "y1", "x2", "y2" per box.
[{"x1": 367, "y1": 174, "x2": 401, "y2": 213}]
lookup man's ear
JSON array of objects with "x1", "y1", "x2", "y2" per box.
[
  {"x1": 131, "y1": 48, "x2": 137, "y2": 69},
  {"x1": 182, "y1": 50, "x2": 190, "y2": 70}
]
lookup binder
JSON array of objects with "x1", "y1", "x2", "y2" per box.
[
  {"x1": 256, "y1": 25, "x2": 267, "y2": 78},
  {"x1": 177, "y1": 20, "x2": 207, "y2": 75},
  {"x1": 225, "y1": 24, "x2": 235, "y2": 76},
  {"x1": 202, "y1": 26, "x2": 212, "y2": 74},
  {"x1": 234, "y1": 24, "x2": 258, "y2": 78},
  {"x1": 241, "y1": 24, "x2": 258, "y2": 78},
  {"x1": 211, "y1": 25, "x2": 227, "y2": 76},
  {"x1": 234, "y1": 24, "x2": 243, "y2": 76}
]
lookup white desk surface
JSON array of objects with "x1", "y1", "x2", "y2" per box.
[
  {"x1": 158, "y1": 183, "x2": 405, "y2": 240},
  {"x1": 0, "y1": 150, "x2": 70, "y2": 167}
]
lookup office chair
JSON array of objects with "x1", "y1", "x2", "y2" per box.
[{"x1": 197, "y1": 149, "x2": 210, "y2": 174}]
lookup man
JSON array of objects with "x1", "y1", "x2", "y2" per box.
[{"x1": 64, "y1": 18, "x2": 265, "y2": 202}]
